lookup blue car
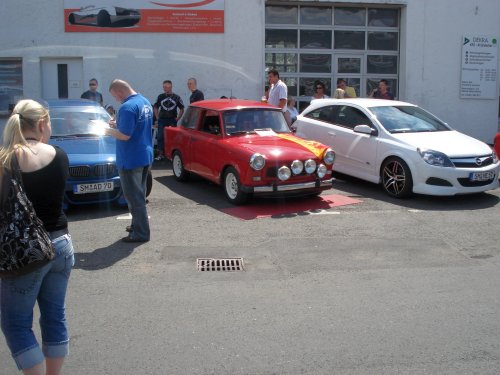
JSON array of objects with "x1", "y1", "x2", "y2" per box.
[{"x1": 47, "y1": 99, "x2": 152, "y2": 209}]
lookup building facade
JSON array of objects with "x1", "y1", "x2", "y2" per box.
[{"x1": 0, "y1": 0, "x2": 498, "y2": 142}]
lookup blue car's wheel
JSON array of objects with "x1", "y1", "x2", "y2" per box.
[{"x1": 146, "y1": 169, "x2": 152, "y2": 197}]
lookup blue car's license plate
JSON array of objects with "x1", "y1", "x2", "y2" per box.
[{"x1": 73, "y1": 182, "x2": 114, "y2": 194}]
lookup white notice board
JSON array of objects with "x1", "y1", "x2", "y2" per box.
[{"x1": 460, "y1": 35, "x2": 498, "y2": 99}]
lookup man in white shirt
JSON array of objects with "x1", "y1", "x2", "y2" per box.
[
  {"x1": 266, "y1": 69, "x2": 289, "y2": 124},
  {"x1": 267, "y1": 69, "x2": 287, "y2": 111}
]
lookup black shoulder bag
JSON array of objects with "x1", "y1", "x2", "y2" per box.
[{"x1": 0, "y1": 155, "x2": 55, "y2": 278}]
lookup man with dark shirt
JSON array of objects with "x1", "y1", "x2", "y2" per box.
[
  {"x1": 154, "y1": 80, "x2": 184, "y2": 160},
  {"x1": 370, "y1": 79, "x2": 394, "y2": 100},
  {"x1": 187, "y1": 77, "x2": 204, "y2": 103},
  {"x1": 81, "y1": 78, "x2": 104, "y2": 106}
]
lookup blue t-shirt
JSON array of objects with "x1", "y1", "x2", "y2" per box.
[{"x1": 116, "y1": 93, "x2": 154, "y2": 169}]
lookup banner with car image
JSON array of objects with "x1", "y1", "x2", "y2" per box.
[{"x1": 64, "y1": 0, "x2": 224, "y2": 33}]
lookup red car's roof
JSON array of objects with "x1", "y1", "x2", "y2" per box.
[{"x1": 189, "y1": 98, "x2": 280, "y2": 111}]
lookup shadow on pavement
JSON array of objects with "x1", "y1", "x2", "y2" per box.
[
  {"x1": 66, "y1": 203, "x2": 128, "y2": 222},
  {"x1": 153, "y1": 160, "x2": 499, "y2": 213},
  {"x1": 332, "y1": 171, "x2": 500, "y2": 211},
  {"x1": 73, "y1": 238, "x2": 141, "y2": 271}
]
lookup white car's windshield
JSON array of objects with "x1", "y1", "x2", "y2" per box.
[
  {"x1": 370, "y1": 105, "x2": 451, "y2": 134},
  {"x1": 223, "y1": 109, "x2": 290, "y2": 135},
  {"x1": 50, "y1": 107, "x2": 111, "y2": 137}
]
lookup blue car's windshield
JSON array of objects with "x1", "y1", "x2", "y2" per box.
[
  {"x1": 223, "y1": 109, "x2": 290, "y2": 135},
  {"x1": 370, "y1": 105, "x2": 451, "y2": 134},
  {"x1": 50, "y1": 107, "x2": 111, "y2": 137}
]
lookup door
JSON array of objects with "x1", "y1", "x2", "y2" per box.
[
  {"x1": 189, "y1": 110, "x2": 222, "y2": 181},
  {"x1": 334, "y1": 54, "x2": 363, "y2": 97},
  {"x1": 329, "y1": 104, "x2": 379, "y2": 181},
  {"x1": 41, "y1": 58, "x2": 83, "y2": 100}
]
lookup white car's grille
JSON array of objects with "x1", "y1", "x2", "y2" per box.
[{"x1": 450, "y1": 155, "x2": 495, "y2": 168}]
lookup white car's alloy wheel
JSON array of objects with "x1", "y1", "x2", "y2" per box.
[{"x1": 382, "y1": 157, "x2": 412, "y2": 198}]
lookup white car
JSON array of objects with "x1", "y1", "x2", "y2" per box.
[{"x1": 294, "y1": 98, "x2": 499, "y2": 198}]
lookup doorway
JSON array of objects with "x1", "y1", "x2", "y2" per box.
[{"x1": 41, "y1": 58, "x2": 83, "y2": 100}]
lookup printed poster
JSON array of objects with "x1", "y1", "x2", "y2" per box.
[
  {"x1": 460, "y1": 35, "x2": 498, "y2": 99},
  {"x1": 64, "y1": 0, "x2": 224, "y2": 33}
]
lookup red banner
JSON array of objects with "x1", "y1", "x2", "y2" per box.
[{"x1": 64, "y1": 1, "x2": 224, "y2": 33}]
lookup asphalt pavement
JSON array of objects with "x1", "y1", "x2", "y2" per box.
[{"x1": 1, "y1": 162, "x2": 500, "y2": 374}]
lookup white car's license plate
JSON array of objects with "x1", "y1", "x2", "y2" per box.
[
  {"x1": 469, "y1": 171, "x2": 495, "y2": 181},
  {"x1": 73, "y1": 182, "x2": 114, "y2": 194}
]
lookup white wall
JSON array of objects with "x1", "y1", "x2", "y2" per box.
[
  {"x1": 0, "y1": 0, "x2": 264, "y2": 107},
  {"x1": 0, "y1": 0, "x2": 499, "y2": 142},
  {"x1": 402, "y1": 0, "x2": 500, "y2": 142}
]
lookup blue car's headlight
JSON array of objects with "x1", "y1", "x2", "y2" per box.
[{"x1": 418, "y1": 148, "x2": 454, "y2": 167}]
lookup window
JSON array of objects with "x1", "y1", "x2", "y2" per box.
[
  {"x1": 180, "y1": 107, "x2": 201, "y2": 129},
  {"x1": 265, "y1": 6, "x2": 297, "y2": 24},
  {"x1": 265, "y1": 29, "x2": 297, "y2": 48},
  {"x1": 368, "y1": 32, "x2": 399, "y2": 51},
  {"x1": 334, "y1": 31, "x2": 365, "y2": 50},
  {"x1": 265, "y1": 53, "x2": 297, "y2": 73},
  {"x1": 305, "y1": 106, "x2": 337, "y2": 124},
  {"x1": 335, "y1": 106, "x2": 372, "y2": 129},
  {"x1": 265, "y1": 5, "x2": 400, "y2": 106},
  {"x1": 334, "y1": 7, "x2": 366, "y2": 26},
  {"x1": 265, "y1": 2, "x2": 400, "y2": 109},
  {"x1": 368, "y1": 8, "x2": 399, "y2": 27},
  {"x1": 300, "y1": 54, "x2": 331, "y2": 73},
  {"x1": 367, "y1": 55, "x2": 398, "y2": 74},
  {"x1": 0, "y1": 59, "x2": 23, "y2": 116},
  {"x1": 299, "y1": 77, "x2": 331, "y2": 97},
  {"x1": 300, "y1": 7, "x2": 332, "y2": 25},
  {"x1": 300, "y1": 30, "x2": 331, "y2": 49}
]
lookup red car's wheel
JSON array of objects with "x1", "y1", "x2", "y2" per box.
[
  {"x1": 172, "y1": 151, "x2": 189, "y2": 182},
  {"x1": 223, "y1": 167, "x2": 248, "y2": 205}
]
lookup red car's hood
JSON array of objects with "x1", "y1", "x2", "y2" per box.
[{"x1": 223, "y1": 132, "x2": 329, "y2": 160}]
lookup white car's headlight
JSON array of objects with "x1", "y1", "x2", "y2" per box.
[
  {"x1": 291, "y1": 160, "x2": 304, "y2": 175},
  {"x1": 249, "y1": 153, "x2": 265, "y2": 170},
  {"x1": 323, "y1": 149, "x2": 335, "y2": 165},
  {"x1": 317, "y1": 164, "x2": 327, "y2": 178},
  {"x1": 304, "y1": 159, "x2": 317, "y2": 174},
  {"x1": 492, "y1": 151, "x2": 499, "y2": 164},
  {"x1": 278, "y1": 166, "x2": 291, "y2": 181},
  {"x1": 418, "y1": 149, "x2": 454, "y2": 167}
]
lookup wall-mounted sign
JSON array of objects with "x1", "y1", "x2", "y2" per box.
[
  {"x1": 64, "y1": 0, "x2": 224, "y2": 33},
  {"x1": 460, "y1": 35, "x2": 498, "y2": 99}
]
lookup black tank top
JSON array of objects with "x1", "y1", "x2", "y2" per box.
[{"x1": 21, "y1": 146, "x2": 69, "y2": 232}]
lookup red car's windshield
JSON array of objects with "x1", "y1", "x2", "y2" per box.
[{"x1": 223, "y1": 109, "x2": 290, "y2": 135}]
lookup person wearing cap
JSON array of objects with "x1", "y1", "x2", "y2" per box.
[{"x1": 104, "y1": 104, "x2": 116, "y2": 118}]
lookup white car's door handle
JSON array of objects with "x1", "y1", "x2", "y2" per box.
[{"x1": 328, "y1": 131, "x2": 336, "y2": 136}]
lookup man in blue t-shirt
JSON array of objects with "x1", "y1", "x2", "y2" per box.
[{"x1": 106, "y1": 79, "x2": 153, "y2": 242}]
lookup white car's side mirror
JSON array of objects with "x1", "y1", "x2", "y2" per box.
[{"x1": 353, "y1": 124, "x2": 374, "y2": 135}]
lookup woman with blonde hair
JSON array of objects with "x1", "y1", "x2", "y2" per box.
[{"x1": 1, "y1": 99, "x2": 74, "y2": 375}]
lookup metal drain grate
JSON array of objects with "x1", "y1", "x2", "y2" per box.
[{"x1": 197, "y1": 258, "x2": 244, "y2": 271}]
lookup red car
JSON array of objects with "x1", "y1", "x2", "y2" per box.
[
  {"x1": 495, "y1": 132, "x2": 500, "y2": 158},
  {"x1": 165, "y1": 99, "x2": 335, "y2": 204}
]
